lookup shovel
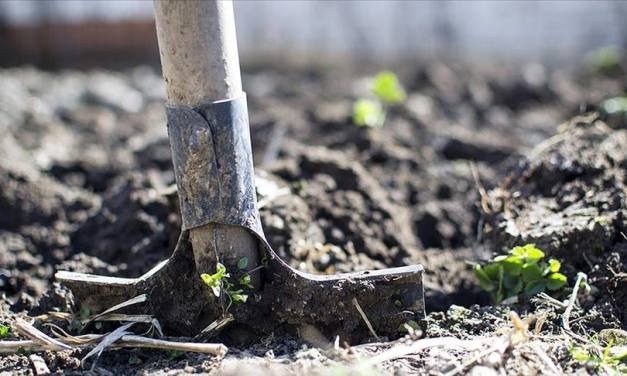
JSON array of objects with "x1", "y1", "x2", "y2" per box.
[{"x1": 56, "y1": 0, "x2": 425, "y2": 341}]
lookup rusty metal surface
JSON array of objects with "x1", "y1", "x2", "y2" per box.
[{"x1": 166, "y1": 94, "x2": 260, "y2": 232}]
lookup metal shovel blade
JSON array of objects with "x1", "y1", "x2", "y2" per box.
[{"x1": 56, "y1": 95, "x2": 425, "y2": 339}]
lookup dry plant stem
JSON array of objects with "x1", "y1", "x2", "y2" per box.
[
  {"x1": 0, "y1": 335, "x2": 227, "y2": 357},
  {"x1": 0, "y1": 340, "x2": 47, "y2": 354},
  {"x1": 530, "y1": 343, "x2": 562, "y2": 375},
  {"x1": 82, "y1": 322, "x2": 136, "y2": 365},
  {"x1": 469, "y1": 161, "x2": 490, "y2": 215},
  {"x1": 359, "y1": 337, "x2": 487, "y2": 370},
  {"x1": 352, "y1": 298, "x2": 381, "y2": 341},
  {"x1": 113, "y1": 335, "x2": 227, "y2": 356},
  {"x1": 13, "y1": 318, "x2": 72, "y2": 352},
  {"x1": 562, "y1": 272, "x2": 587, "y2": 331},
  {"x1": 83, "y1": 294, "x2": 147, "y2": 327},
  {"x1": 153, "y1": 0, "x2": 260, "y2": 285}
]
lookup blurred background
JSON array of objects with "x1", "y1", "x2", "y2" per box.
[{"x1": 1, "y1": 0, "x2": 626, "y2": 69}]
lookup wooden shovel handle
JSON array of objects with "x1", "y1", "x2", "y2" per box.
[
  {"x1": 154, "y1": 0, "x2": 242, "y2": 105},
  {"x1": 153, "y1": 0, "x2": 260, "y2": 288}
]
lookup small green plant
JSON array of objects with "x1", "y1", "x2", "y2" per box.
[
  {"x1": 601, "y1": 96, "x2": 627, "y2": 115},
  {"x1": 167, "y1": 349, "x2": 185, "y2": 361},
  {"x1": 200, "y1": 258, "x2": 252, "y2": 311},
  {"x1": 474, "y1": 244, "x2": 567, "y2": 304},
  {"x1": 587, "y1": 46, "x2": 622, "y2": 74},
  {"x1": 571, "y1": 338, "x2": 627, "y2": 374},
  {"x1": 398, "y1": 320, "x2": 421, "y2": 333},
  {"x1": 16, "y1": 347, "x2": 32, "y2": 356},
  {"x1": 353, "y1": 71, "x2": 406, "y2": 128},
  {"x1": 0, "y1": 324, "x2": 11, "y2": 339},
  {"x1": 353, "y1": 99, "x2": 385, "y2": 128}
]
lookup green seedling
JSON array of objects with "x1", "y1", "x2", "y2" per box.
[
  {"x1": 70, "y1": 307, "x2": 92, "y2": 332},
  {"x1": 601, "y1": 96, "x2": 627, "y2": 115},
  {"x1": 16, "y1": 347, "x2": 32, "y2": 356},
  {"x1": 587, "y1": 46, "x2": 622, "y2": 74},
  {"x1": 398, "y1": 320, "x2": 421, "y2": 333},
  {"x1": 571, "y1": 338, "x2": 627, "y2": 374},
  {"x1": 474, "y1": 244, "x2": 567, "y2": 304},
  {"x1": 353, "y1": 71, "x2": 406, "y2": 128},
  {"x1": 371, "y1": 71, "x2": 407, "y2": 104},
  {"x1": 0, "y1": 324, "x2": 11, "y2": 339},
  {"x1": 237, "y1": 257, "x2": 248, "y2": 270},
  {"x1": 201, "y1": 259, "x2": 251, "y2": 311},
  {"x1": 167, "y1": 349, "x2": 185, "y2": 361},
  {"x1": 353, "y1": 99, "x2": 385, "y2": 128}
]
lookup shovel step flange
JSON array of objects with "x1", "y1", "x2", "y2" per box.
[{"x1": 57, "y1": 230, "x2": 424, "y2": 338}]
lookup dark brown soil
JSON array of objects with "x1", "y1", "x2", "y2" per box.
[{"x1": 1, "y1": 62, "x2": 626, "y2": 374}]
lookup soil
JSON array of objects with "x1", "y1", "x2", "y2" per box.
[{"x1": 1, "y1": 61, "x2": 627, "y2": 374}]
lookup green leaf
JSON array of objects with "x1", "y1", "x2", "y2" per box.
[
  {"x1": 211, "y1": 285, "x2": 221, "y2": 297},
  {"x1": 370, "y1": 71, "x2": 406, "y2": 104},
  {"x1": 78, "y1": 307, "x2": 91, "y2": 320},
  {"x1": 239, "y1": 274, "x2": 253, "y2": 289},
  {"x1": 522, "y1": 264, "x2": 543, "y2": 282},
  {"x1": 587, "y1": 46, "x2": 621, "y2": 73},
  {"x1": 501, "y1": 256, "x2": 524, "y2": 275},
  {"x1": 200, "y1": 273, "x2": 213, "y2": 285},
  {"x1": 510, "y1": 246, "x2": 526, "y2": 256},
  {"x1": 572, "y1": 349, "x2": 592, "y2": 361},
  {"x1": 503, "y1": 274, "x2": 523, "y2": 295},
  {"x1": 510, "y1": 279, "x2": 524, "y2": 296},
  {"x1": 398, "y1": 320, "x2": 421, "y2": 333},
  {"x1": 229, "y1": 290, "x2": 248, "y2": 304},
  {"x1": 237, "y1": 258, "x2": 249, "y2": 270},
  {"x1": 523, "y1": 246, "x2": 545, "y2": 264},
  {"x1": 546, "y1": 273, "x2": 568, "y2": 291},
  {"x1": 474, "y1": 265, "x2": 496, "y2": 291},
  {"x1": 483, "y1": 263, "x2": 503, "y2": 281},
  {"x1": 167, "y1": 350, "x2": 184, "y2": 361},
  {"x1": 494, "y1": 290, "x2": 504, "y2": 305},
  {"x1": 200, "y1": 273, "x2": 222, "y2": 297},
  {"x1": 0, "y1": 325, "x2": 10, "y2": 339},
  {"x1": 95, "y1": 322, "x2": 102, "y2": 330},
  {"x1": 524, "y1": 280, "x2": 546, "y2": 295},
  {"x1": 353, "y1": 99, "x2": 385, "y2": 128},
  {"x1": 548, "y1": 259, "x2": 561, "y2": 273},
  {"x1": 216, "y1": 263, "x2": 227, "y2": 278},
  {"x1": 16, "y1": 347, "x2": 32, "y2": 356}
]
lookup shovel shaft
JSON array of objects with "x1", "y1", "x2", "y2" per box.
[
  {"x1": 154, "y1": 0, "x2": 242, "y2": 105},
  {"x1": 153, "y1": 0, "x2": 260, "y2": 287}
]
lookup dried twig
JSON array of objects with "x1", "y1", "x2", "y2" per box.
[
  {"x1": 526, "y1": 133, "x2": 566, "y2": 161},
  {"x1": 0, "y1": 332, "x2": 227, "y2": 357},
  {"x1": 358, "y1": 336, "x2": 487, "y2": 370},
  {"x1": 117, "y1": 335, "x2": 227, "y2": 356},
  {"x1": 83, "y1": 294, "x2": 147, "y2": 328},
  {"x1": 13, "y1": 318, "x2": 73, "y2": 352},
  {"x1": 530, "y1": 343, "x2": 562, "y2": 375},
  {"x1": 469, "y1": 162, "x2": 491, "y2": 215},
  {"x1": 82, "y1": 322, "x2": 136, "y2": 367},
  {"x1": 563, "y1": 272, "x2": 587, "y2": 331},
  {"x1": 352, "y1": 298, "x2": 381, "y2": 342},
  {"x1": 200, "y1": 314, "x2": 234, "y2": 336}
]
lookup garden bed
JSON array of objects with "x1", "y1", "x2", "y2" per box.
[{"x1": 0, "y1": 61, "x2": 626, "y2": 374}]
